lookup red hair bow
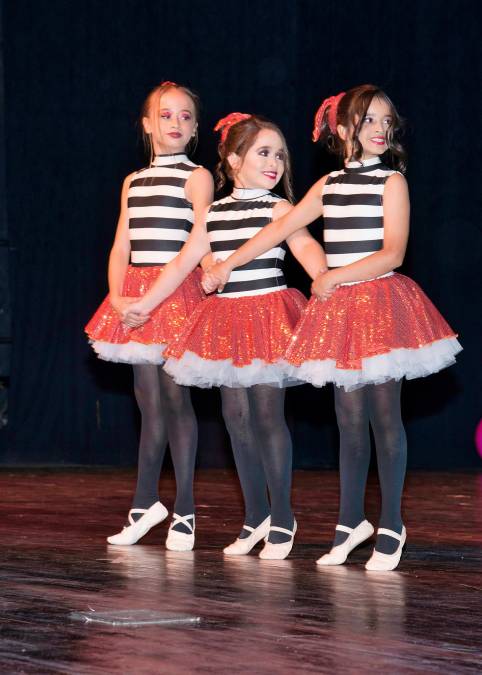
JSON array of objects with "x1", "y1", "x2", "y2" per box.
[
  {"x1": 312, "y1": 92, "x2": 345, "y2": 142},
  {"x1": 214, "y1": 112, "x2": 252, "y2": 143},
  {"x1": 161, "y1": 80, "x2": 177, "y2": 88}
]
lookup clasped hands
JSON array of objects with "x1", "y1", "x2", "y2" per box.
[
  {"x1": 111, "y1": 265, "x2": 338, "y2": 328},
  {"x1": 201, "y1": 261, "x2": 339, "y2": 302},
  {"x1": 110, "y1": 295, "x2": 150, "y2": 328},
  {"x1": 201, "y1": 260, "x2": 231, "y2": 294},
  {"x1": 310, "y1": 269, "x2": 339, "y2": 302}
]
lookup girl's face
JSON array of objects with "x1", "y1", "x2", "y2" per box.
[
  {"x1": 229, "y1": 128, "x2": 286, "y2": 190},
  {"x1": 342, "y1": 96, "x2": 393, "y2": 161},
  {"x1": 143, "y1": 88, "x2": 197, "y2": 154}
]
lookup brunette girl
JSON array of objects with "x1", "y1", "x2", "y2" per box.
[
  {"x1": 205, "y1": 86, "x2": 461, "y2": 570},
  {"x1": 125, "y1": 113, "x2": 327, "y2": 559}
]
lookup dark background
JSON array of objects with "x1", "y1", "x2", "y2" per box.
[{"x1": 0, "y1": 0, "x2": 480, "y2": 469}]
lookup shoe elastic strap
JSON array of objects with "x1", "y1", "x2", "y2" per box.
[
  {"x1": 170, "y1": 513, "x2": 195, "y2": 533},
  {"x1": 128, "y1": 508, "x2": 148, "y2": 525},
  {"x1": 270, "y1": 525, "x2": 294, "y2": 536},
  {"x1": 242, "y1": 525, "x2": 255, "y2": 534},
  {"x1": 335, "y1": 524, "x2": 353, "y2": 534},
  {"x1": 377, "y1": 527, "x2": 402, "y2": 541}
]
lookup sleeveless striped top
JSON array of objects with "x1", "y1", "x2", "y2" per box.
[
  {"x1": 128, "y1": 153, "x2": 199, "y2": 266},
  {"x1": 322, "y1": 157, "x2": 396, "y2": 268},
  {"x1": 207, "y1": 188, "x2": 288, "y2": 298}
]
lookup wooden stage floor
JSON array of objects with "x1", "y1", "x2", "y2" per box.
[{"x1": 1, "y1": 468, "x2": 481, "y2": 674}]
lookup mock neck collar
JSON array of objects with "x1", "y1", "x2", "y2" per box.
[
  {"x1": 345, "y1": 156, "x2": 382, "y2": 173},
  {"x1": 151, "y1": 152, "x2": 188, "y2": 167},
  {"x1": 232, "y1": 187, "x2": 271, "y2": 200}
]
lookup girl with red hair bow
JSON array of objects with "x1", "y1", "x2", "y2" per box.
[
  {"x1": 126, "y1": 113, "x2": 326, "y2": 559},
  {"x1": 205, "y1": 85, "x2": 461, "y2": 571}
]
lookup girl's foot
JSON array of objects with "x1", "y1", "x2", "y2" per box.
[
  {"x1": 223, "y1": 516, "x2": 271, "y2": 556},
  {"x1": 107, "y1": 502, "x2": 168, "y2": 545},
  {"x1": 365, "y1": 526, "x2": 406, "y2": 571},
  {"x1": 165, "y1": 514, "x2": 195, "y2": 551},
  {"x1": 317, "y1": 520, "x2": 374, "y2": 566},
  {"x1": 259, "y1": 520, "x2": 297, "y2": 560}
]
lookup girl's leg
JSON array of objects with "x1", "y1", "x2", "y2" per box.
[
  {"x1": 367, "y1": 380, "x2": 407, "y2": 554},
  {"x1": 332, "y1": 385, "x2": 371, "y2": 546},
  {"x1": 248, "y1": 385, "x2": 294, "y2": 544},
  {"x1": 221, "y1": 386, "x2": 270, "y2": 538},
  {"x1": 158, "y1": 368, "x2": 198, "y2": 534},
  {"x1": 132, "y1": 364, "x2": 168, "y2": 513}
]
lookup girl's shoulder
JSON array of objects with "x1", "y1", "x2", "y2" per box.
[
  {"x1": 123, "y1": 170, "x2": 138, "y2": 183},
  {"x1": 209, "y1": 194, "x2": 232, "y2": 209},
  {"x1": 385, "y1": 171, "x2": 408, "y2": 191},
  {"x1": 272, "y1": 197, "x2": 292, "y2": 218},
  {"x1": 267, "y1": 191, "x2": 285, "y2": 202},
  {"x1": 326, "y1": 167, "x2": 346, "y2": 179},
  {"x1": 182, "y1": 157, "x2": 202, "y2": 170}
]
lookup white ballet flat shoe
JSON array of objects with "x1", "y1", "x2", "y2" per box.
[
  {"x1": 316, "y1": 520, "x2": 374, "y2": 566},
  {"x1": 165, "y1": 513, "x2": 195, "y2": 552},
  {"x1": 365, "y1": 526, "x2": 406, "y2": 572},
  {"x1": 259, "y1": 520, "x2": 297, "y2": 560},
  {"x1": 107, "y1": 501, "x2": 168, "y2": 545},
  {"x1": 223, "y1": 516, "x2": 271, "y2": 556}
]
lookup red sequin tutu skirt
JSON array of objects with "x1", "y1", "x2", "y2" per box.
[
  {"x1": 163, "y1": 288, "x2": 307, "y2": 388},
  {"x1": 284, "y1": 273, "x2": 461, "y2": 391},
  {"x1": 85, "y1": 265, "x2": 204, "y2": 364}
]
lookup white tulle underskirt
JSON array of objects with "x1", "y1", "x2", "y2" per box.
[
  {"x1": 163, "y1": 336, "x2": 461, "y2": 390},
  {"x1": 285, "y1": 336, "x2": 462, "y2": 391},
  {"x1": 88, "y1": 340, "x2": 167, "y2": 365},
  {"x1": 164, "y1": 352, "x2": 299, "y2": 388}
]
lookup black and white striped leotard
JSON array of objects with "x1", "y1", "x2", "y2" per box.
[
  {"x1": 207, "y1": 188, "x2": 287, "y2": 297},
  {"x1": 128, "y1": 152, "x2": 199, "y2": 266},
  {"x1": 322, "y1": 157, "x2": 396, "y2": 270}
]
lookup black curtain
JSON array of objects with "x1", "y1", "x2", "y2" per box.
[{"x1": 2, "y1": 0, "x2": 480, "y2": 468}]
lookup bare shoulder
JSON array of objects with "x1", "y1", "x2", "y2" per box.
[
  {"x1": 309, "y1": 173, "x2": 330, "y2": 197},
  {"x1": 122, "y1": 171, "x2": 137, "y2": 189},
  {"x1": 119, "y1": 172, "x2": 137, "y2": 203},
  {"x1": 385, "y1": 172, "x2": 408, "y2": 191},
  {"x1": 273, "y1": 199, "x2": 293, "y2": 219},
  {"x1": 187, "y1": 166, "x2": 214, "y2": 188},
  {"x1": 185, "y1": 167, "x2": 214, "y2": 202},
  {"x1": 318, "y1": 173, "x2": 330, "y2": 188},
  {"x1": 384, "y1": 173, "x2": 409, "y2": 208}
]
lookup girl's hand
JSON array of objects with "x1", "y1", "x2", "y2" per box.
[
  {"x1": 311, "y1": 271, "x2": 339, "y2": 302},
  {"x1": 110, "y1": 295, "x2": 140, "y2": 316},
  {"x1": 201, "y1": 260, "x2": 231, "y2": 293},
  {"x1": 121, "y1": 299, "x2": 150, "y2": 328}
]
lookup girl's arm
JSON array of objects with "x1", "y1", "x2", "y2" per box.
[
  {"x1": 311, "y1": 173, "x2": 410, "y2": 298},
  {"x1": 203, "y1": 177, "x2": 328, "y2": 292},
  {"x1": 273, "y1": 198, "x2": 329, "y2": 280},
  {"x1": 107, "y1": 173, "x2": 143, "y2": 319},
  {"x1": 312, "y1": 173, "x2": 410, "y2": 297},
  {"x1": 123, "y1": 167, "x2": 213, "y2": 319},
  {"x1": 200, "y1": 252, "x2": 214, "y2": 271}
]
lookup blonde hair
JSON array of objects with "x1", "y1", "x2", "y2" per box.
[{"x1": 140, "y1": 82, "x2": 200, "y2": 163}]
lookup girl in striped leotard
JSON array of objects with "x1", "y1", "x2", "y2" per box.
[
  {"x1": 85, "y1": 82, "x2": 213, "y2": 551},
  {"x1": 125, "y1": 114, "x2": 327, "y2": 559},
  {"x1": 205, "y1": 86, "x2": 461, "y2": 571}
]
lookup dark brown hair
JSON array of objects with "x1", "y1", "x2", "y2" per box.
[
  {"x1": 215, "y1": 115, "x2": 294, "y2": 202},
  {"x1": 317, "y1": 84, "x2": 407, "y2": 173},
  {"x1": 140, "y1": 82, "x2": 200, "y2": 163}
]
